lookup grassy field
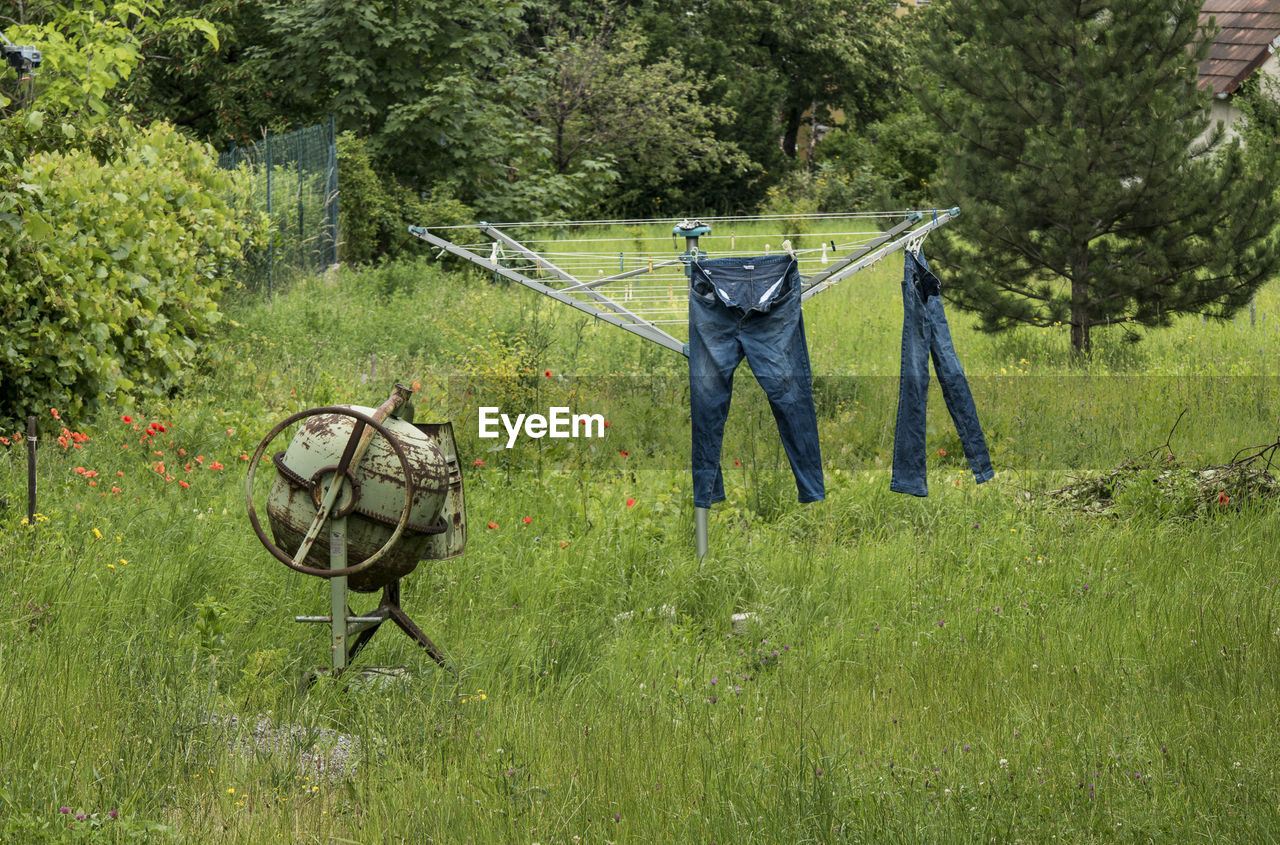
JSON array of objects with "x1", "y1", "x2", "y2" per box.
[{"x1": 2, "y1": 226, "x2": 1279, "y2": 842}]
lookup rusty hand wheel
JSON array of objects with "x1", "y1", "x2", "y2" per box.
[{"x1": 245, "y1": 405, "x2": 415, "y2": 579}]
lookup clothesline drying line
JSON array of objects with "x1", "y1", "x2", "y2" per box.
[
  {"x1": 423, "y1": 209, "x2": 918, "y2": 230},
  {"x1": 451, "y1": 231, "x2": 901, "y2": 249},
  {"x1": 408, "y1": 208, "x2": 960, "y2": 357}
]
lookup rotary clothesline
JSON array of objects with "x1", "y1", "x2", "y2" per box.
[
  {"x1": 409, "y1": 207, "x2": 960, "y2": 356},
  {"x1": 409, "y1": 208, "x2": 963, "y2": 559}
]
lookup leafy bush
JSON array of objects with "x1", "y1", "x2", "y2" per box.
[
  {"x1": 336, "y1": 132, "x2": 472, "y2": 265},
  {"x1": 760, "y1": 106, "x2": 944, "y2": 214},
  {"x1": 0, "y1": 119, "x2": 266, "y2": 425}
]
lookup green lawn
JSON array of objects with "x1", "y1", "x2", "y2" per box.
[{"x1": 2, "y1": 234, "x2": 1279, "y2": 842}]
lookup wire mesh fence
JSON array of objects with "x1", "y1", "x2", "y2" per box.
[{"x1": 219, "y1": 116, "x2": 338, "y2": 294}]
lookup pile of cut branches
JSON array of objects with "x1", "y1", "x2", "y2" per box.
[{"x1": 1041, "y1": 412, "x2": 1280, "y2": 518}]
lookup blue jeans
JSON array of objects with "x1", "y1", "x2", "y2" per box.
[
  {"x1": 891, "y1": 250, "x2": 994, "y2": 496},
  {"x1": 688, "y1": 254, "x2": 824, "y2": 509}
]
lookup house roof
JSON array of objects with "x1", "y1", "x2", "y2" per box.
[{"x1": 1199, "y1": 0, "x2": 1280, "y2": 97}]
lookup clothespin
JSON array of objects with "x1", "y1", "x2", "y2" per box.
[
  {"x1": 782, "y1": 239, "x2": 795, "y2": 258},
  {"x1": 821, "y1": 242, "x2": 828, "y2": 263},
  {"x1": 489, "y1": 242, "x2": 501, "y2": 266}
]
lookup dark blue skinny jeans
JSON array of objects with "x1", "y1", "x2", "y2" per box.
[
  {"x1": 891, "y1": 250, "x2": 994, "y2": 496},
  {"x1": 688, "y1": 255, "x2": 824, "y2": 509}
]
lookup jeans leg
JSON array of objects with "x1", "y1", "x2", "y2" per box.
[
  {"x1": 740, "y1": 296, "x2": 825, "y2": 504},
  {"x1": 689, "y1": 300, "x2": 745, "y2": 508},
  {"x1": 891, "y1": 278, "x2": 930, "y2": 496},
  {"x1": 927, "y1": 299, "x2": 994, "y2": 484}
]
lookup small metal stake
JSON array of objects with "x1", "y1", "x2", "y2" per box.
[{"x1": 26, "y1": 416, "x2": 37, "y2": 536}]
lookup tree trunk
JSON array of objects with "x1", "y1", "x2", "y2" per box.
[
  {"x1": 781, "y1": 105, "x2": 802, "y2": 159},
  {"x1": 1070, "y1": 271, "x2": 1091, "y2": 355}
]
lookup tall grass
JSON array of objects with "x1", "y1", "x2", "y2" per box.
[{"x1": 2, "y1": 232, "x2": 1278, "y2": 842}]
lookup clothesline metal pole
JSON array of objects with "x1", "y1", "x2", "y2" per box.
[{"x1": 674, "y1": 219, "x2": 714, "y2": 560}]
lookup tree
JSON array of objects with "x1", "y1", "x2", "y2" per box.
[
  {"x1": 120, "y1": 1, "x2": 284, "y2": 148},
  {"x1": 706, "y1": 0, "x2": 903, "y2": 160},
  {"x1": 629, "y1": 0, "x2": 906, "y2": 213},
  {"x1": 257, "y1": 0, "x2": 526, "y2": 192},
  {"x1": 508, "y1": 20, "x2": 752, "y2": 218},
  {"x1": 917, "y1": 0, "x2": 1280, "y2": 354}
]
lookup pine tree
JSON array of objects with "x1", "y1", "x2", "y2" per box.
[{"x1": 917, "y1": 0, "x2": 1280, "y2": 354}]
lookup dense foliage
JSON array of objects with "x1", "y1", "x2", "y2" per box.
[
  {"x1": 116, "y1": 0, "x2": 913, "y2": 219},
  {"x1": 1, "y1": 2, "x2": 263, "y2": 426},
  {"x1": 918, "y1": 0, "x2": 1280, "y2": 353},
  {"x1": 4, "y1": 0, "x2": 1280, "y2": 429},
  {"x1": 0, "y1": 119, "x2": 264, "y2": 423}
]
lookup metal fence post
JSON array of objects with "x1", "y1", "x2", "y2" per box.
[
  {"x1": 26, "y1": 416, "x2": 37, "y2": 538},
  {"x1": 326, "y1": 114, "x2": 339, "y2": 267},
  {"x1": 265, "y1": 131, "x2": 274, "y2": 297},
  {"x1": 297, "y1": 127, "x2": 305, "y2": 270}
]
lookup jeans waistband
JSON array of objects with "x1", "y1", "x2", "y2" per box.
[{"x1": 690, "y1": 254, "x2": 799, "y2": 315}]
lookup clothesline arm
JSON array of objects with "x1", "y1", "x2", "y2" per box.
[
  {"x1": 800, "y1": 208, "x2": 960, "y2": 303},
  {"x1": 800, "y1": 212, "x2": 922, "y2": 294},
  {"x1": 409, "y1": 226, "x2": 688, "y2": 355},
  {"x1": 481, "y1": 226, "x2": 675, "y2": 338}
]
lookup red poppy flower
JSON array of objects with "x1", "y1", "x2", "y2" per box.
[
  {"x1": 1218, "y1": 491, "x2": 1230, "y2": 505},
  {"x1": 620, "y1": 449, "x2": 629, "y2": 458},
  {"x1": 179, "y1": 480, "x2": 190, "y2": 489},
  {"x1": 544, "y1": 370, "x2": 552, "y2": 378},
  {"x1": 121, "y1": 415, "x2": 133, "y2": 423},
  {"x1": 522, "y1": 516, "x2": 533, "y2": 524},
  {"x1": 473, "y1": 459, "x2": 485, "y2": 467},
  {"x1": 626, "y1": 497, "x2": 636, "y2": 508},
  {"x1": 487, "y1": 521, "x2": 498, "y2": 530}
]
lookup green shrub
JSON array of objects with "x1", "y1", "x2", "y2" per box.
[
  {"x1": 337, "y1": 132, "x2": 472, "y2": 265},
  {"x1": 0, "y1": 120, "x2": 266, "y2": 426}
]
